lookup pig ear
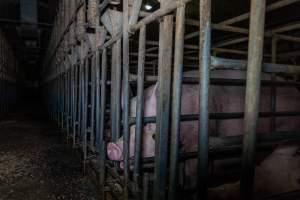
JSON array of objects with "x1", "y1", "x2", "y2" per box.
[
  {"x1": 107, "y1": 142, "x2": 123, "y2": 161},
  {"x1": 150, "y1": 83, "x2": 159, "y2": 101}
]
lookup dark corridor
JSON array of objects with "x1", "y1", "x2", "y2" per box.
[{"x1": 0, "y1": 101, "x2": 98, "y2": 200}]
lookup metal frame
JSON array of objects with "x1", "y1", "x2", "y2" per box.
[{"x1": 42, "y1": 0, "x2": 300, "y2": 199}]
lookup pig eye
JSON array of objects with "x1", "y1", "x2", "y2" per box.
[{"x1": 152, "y1": 134, "x2": 155, "y2": 140}]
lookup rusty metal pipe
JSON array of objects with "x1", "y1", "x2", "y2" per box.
[
  {"x1": 133, "y1": 25, "x2": 146, "y2": 184},
  {"x1": 197, "y1": 0, "x2": 211, "y2": 198},
  {"x1": 168, "y1": 4, "x2": 185, "y2": 200},
  {"x1": 240, "y1": 0, "x2": 266, "y2": 199}
]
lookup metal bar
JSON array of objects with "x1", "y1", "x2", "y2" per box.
[
  {"x1": 110, "y1": 44, "x2": 117, "y2": 142},
  {"x1": 212, "y1": 48, "x2": 247, "y2": 55},
  {"x1": 197, "y1": 0, "x2": 211, "y2": 198},
  {"x1": 99, "y1": 48, "x2": 107, "y2": 199},
  {"x1": 90, "y1": 54, "x2": 96, "y2": 148},
  {"x1": 71, "y1": 61, "x2": 75, "y2": 144},
  {"x1": 211, "y1": 56, "x2": 300, "y2": 74},
  {"x1": 66, "y1": 66, "x2": 70, "y2": 138},
  {"x1": 240, "y1": 0, "x2": 266, "y2": 199},
  {"x1": 133, "y1": 25, "x2": 146, "y2": 184},
  {"x1": 128, "y1": 111, "x2": 300, "y2": 125},
  {"x1": 143, "y1": 173, "x2": 149, "y2": 200},
  {"x1": 139, "y1": 131, "x2": 300, "y2": 164},
  {"x1": 123, "y1": 0, "x2": 130, "y2": 198},
  {"x1": 218, "y1": 0, "x2": 299, "y2": 25},
  {"x1": 83, "y1": 57, "x2": 88, "y2": 165},
  {"x1": 95, "y1": 50, "x2": 101, "y2": 150},
  {"x1": 153, "y1": 12, "x2": 174, "y2": 200},
  {"x1": 99, "y1": 0, "x2": 110, "y2": 13},
  {"x1": 268, "y1": 21, "x2": 300, "y2": 33},
  {"x1": 271, "y1": 37, "x2": 277, "y2": 132},
  {"x1": 129, "y1": 0, "x2": 143, "y2": 27},
  {"x1": 73, "y1": 64, "x2": 79, "y2": 147},
  {"x1": 110, "y1": 40, "x2": 122, "y2": 142},
  {"x1": 88, "y1": 0, "x2": 99, "y2": 28},
  {"x1": 130, "y1": 76, "x2": 300, "y2": 87},
  {"x1": 115, "y1": 40, "x2": 122, "y2": 140},
  {"x1": 214, "y1": 37, "x2": 248, "y2": 48},
  {"x1": 168, "y1": 4, "x2": 185, "y2": 200}
]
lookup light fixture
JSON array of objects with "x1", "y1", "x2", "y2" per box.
[{"x1": 145, "y1": 4, "x2": 152, "y2": 10}]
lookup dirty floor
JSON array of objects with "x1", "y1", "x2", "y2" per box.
[{"x1": 0, "y1": 105, "x2": 99, "y2": 200}]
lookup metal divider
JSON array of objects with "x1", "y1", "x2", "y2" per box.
[
  {"x1": 123, "y1": 0, "x2": 130, "y2": 199},
  {"x1": 197, "y1": 0, "x2": 211, "y2": 198},
  {"x1": 240, "y1": 0, "x2": 266, "y2": 199},
  {"x1": 168, "y1": 4, "x2": 185, "y2": 200},
  {"x1": 40, "y1": 0, "x2": 300, "y2": 200},
  {"x1": 99, "y1": 48, "x2": 108, "y2": 199},
  {"x1": 133, "y1": 25, "x2": 146, "y2": 185},
  {"x1": 153, "y1": 10, "x2": 174, "y2": 200}
]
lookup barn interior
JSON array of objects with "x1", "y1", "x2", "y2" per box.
[{"x1": 1, "y1": 0, "x2": 300, "y2": 200}]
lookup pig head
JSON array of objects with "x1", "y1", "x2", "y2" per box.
[{"x1": 107, "y1": 84, "x2": 158, "y2": 161}]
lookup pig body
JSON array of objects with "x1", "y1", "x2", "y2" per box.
[
  {"x1": 108, "y1": 70, "x2": 300, "y2": 160},
  {"x1": 107, "y1": 69, "x2": 300, "y2": 190},
  {"x1": 208, "y1": 142, "x2": 300, "y2": 200}
]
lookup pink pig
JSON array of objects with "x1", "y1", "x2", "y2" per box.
[
  {"x1": 107, "y1": 69, "x2": 300, "y2": 188},
  {"x1": 208, "y1": 141, "x2": 300, "y2": 200},
  {"x1": 107, "y1": 70, "x2": 300, "y2": 161}
]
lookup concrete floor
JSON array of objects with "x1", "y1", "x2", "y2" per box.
[{"x1": 0, "y1": 104, "x2": 99, "y2": 200}]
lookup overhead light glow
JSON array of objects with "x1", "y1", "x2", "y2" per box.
[{"x1": 145, "y1": 4, "x2": 152, "y2": 10}]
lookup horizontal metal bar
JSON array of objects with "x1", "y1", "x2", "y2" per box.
[
  {"x1": 138, "y1": 130, "x2": 300, "y2": 164},
  {"x1": 218, "y1": 0, "x2": 300, "y2": 25},
  {"x1": 212, "y1": 56, "x2": 300, "y2": 74},
  {"x1": 128, "y1": 111, "x2": 300, "y2": 125}
]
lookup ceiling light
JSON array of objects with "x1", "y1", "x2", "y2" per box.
[{"x1": 145, "y1": 4, "x2": 152, "y2": 10}]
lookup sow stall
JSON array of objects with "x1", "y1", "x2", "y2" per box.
[{"x1": 42, "y1": 0, "x2": 300, "y2": 199}]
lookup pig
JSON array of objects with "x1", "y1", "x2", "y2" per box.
[
  {"x1": 107, "y1": 69, "x2": 300, "y2": 187},
  {"x1": 208, "y1": 142, "x2": 300, "y2": 200}
]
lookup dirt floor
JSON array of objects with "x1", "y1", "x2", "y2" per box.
[{"x1": 0, "y1": 105, "x2": 99, "y2": 200}]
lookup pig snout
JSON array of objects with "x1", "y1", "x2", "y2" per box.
[{"x1": 107, "y1": 142, "x2": 123, "y2": 161}]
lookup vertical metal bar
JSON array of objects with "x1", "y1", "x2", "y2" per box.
[
  {"x1": 143, "y1": 173, "x2": 149, "y2": 200},
  {"x1": 95, "y1": 50, "x2": 101, "y2": 150},
  {"x1": 168, "y1": 4, "x2": 185, "y2": 200},
  {"x1": 133, "y1": 25, "x2": 146, "y2": 184},
  {"x1": 123, "y1": 0, "x2": 130, "y2": 198},
  {"x1": 110, "y1": 45, "x2": 117, "y2": 141},
  {"x1": 71, "y1": 62, "x2": 75, "y2": 140},
  {"x1": 83, "y1": 57, "x2": 88, "y2": 165},
  {"x1": 79, "y1": 59, "x2": 83, "y2": 141},
  {"x1": 240, "y1": 0, "x2": 266, "y2": 199},
  {"x1": 60, "y1": 67, "x2": 63, "y2": 127},
  {"x1": 91, "y1": 54, "x2": 96, "y2": 148},
  {"x1": 66, "y1": 66, "x2": 70, "y2": 137},
  {"x1": 115, "y1": 40, "x2": 122, "y2": 140},
  {"x1": 73, "y1": 63, "x2": 79, "y2": 147},
  {"x1": 110, "y1": 40, "x2": 122, "y2": 142},
  {"x1": 99, "y1": 48, "x2": 107, "y2": 199},
  {"x1": 270, "y1": 37, "x2": 277, "y2": 132},
  {"x1": 197, "y1": 0, "x2": 211, "y2": 198},
  {"x1": 153, "y1": 14, "x2": 174, "y2": 200}
]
